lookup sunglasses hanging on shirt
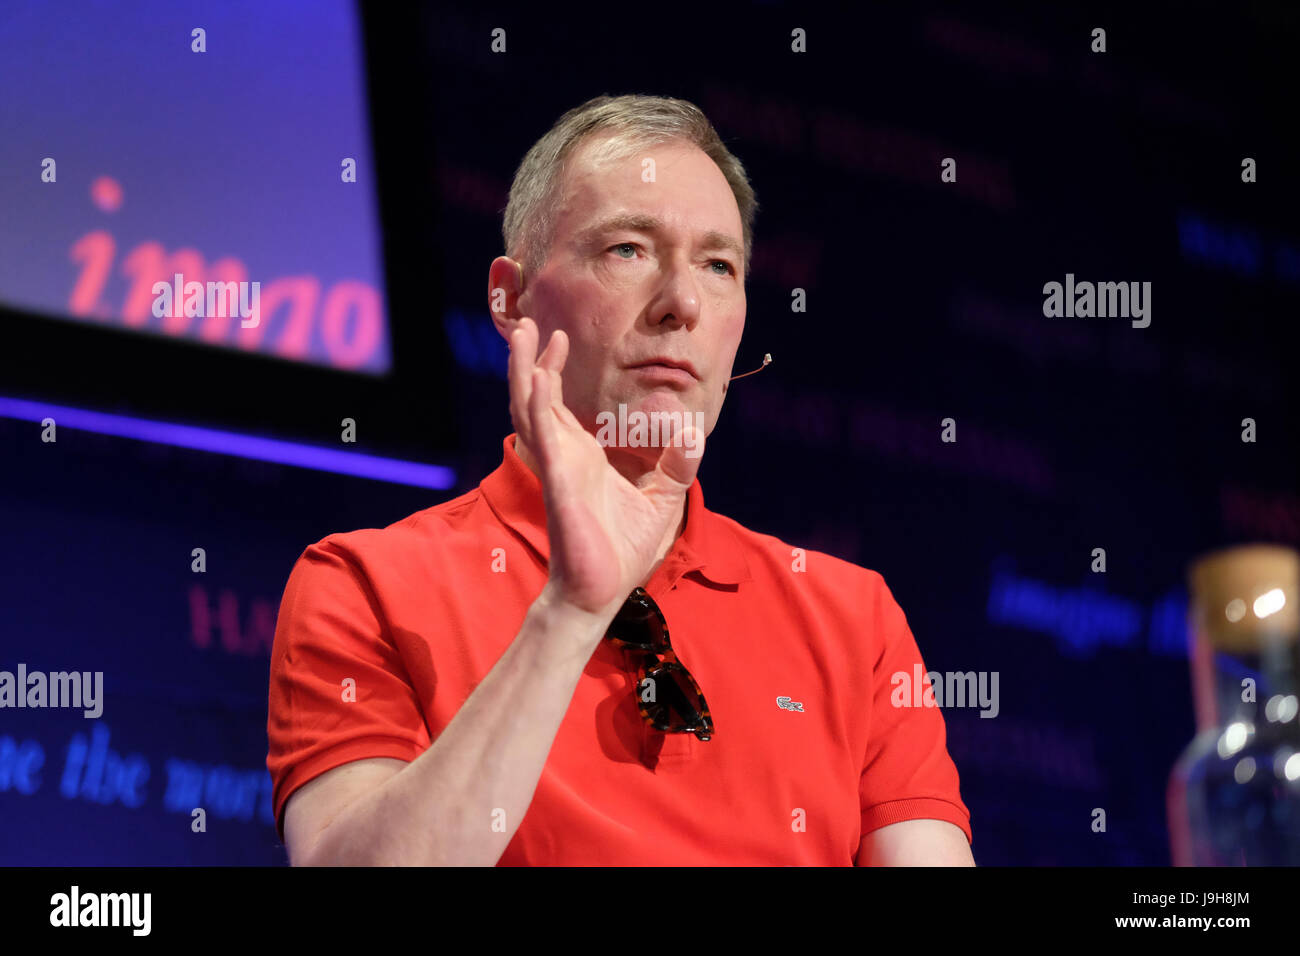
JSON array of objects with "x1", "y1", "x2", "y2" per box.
[{"x1": 604, "y1": 587, "x2": 714, "y2": 741}]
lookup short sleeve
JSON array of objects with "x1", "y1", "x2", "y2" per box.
[
  {"x1": 266, "y1": 540, "x2": 430, "y2": 843},
  {"x1": 858, "y1": 576, "x2": 972, "y2": 846}
]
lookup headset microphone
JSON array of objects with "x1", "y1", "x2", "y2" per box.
[{"x1": 727, "y1": 353, "x2": 772, "y2": 382}]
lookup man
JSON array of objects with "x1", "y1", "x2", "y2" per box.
[{"x1": 267, "y1": 94, "x2": 973, "y2": 866}]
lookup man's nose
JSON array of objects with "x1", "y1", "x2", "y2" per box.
[{"x1": 652, "y1": 255, "x2": 701, "y2": 330}]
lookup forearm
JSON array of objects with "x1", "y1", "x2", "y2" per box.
[{"x1": 301, "y1": 591, "x2": 608, "y2": 866}]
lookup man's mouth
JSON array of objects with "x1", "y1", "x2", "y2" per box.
[{"x1": 627, "y1": 357, "x2": 700, "y2": 381}]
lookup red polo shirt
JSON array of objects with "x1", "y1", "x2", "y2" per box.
[{"x1": 267, "y1": 434, "x2": 971, "y2": 864}]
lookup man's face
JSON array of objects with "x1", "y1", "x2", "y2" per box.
[{"x1": 511, "y1": 135, "x2": 747, "y2": 458}]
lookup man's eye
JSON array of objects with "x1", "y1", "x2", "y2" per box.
[
  {"x1": 610, "y1": 242, "x2": 638, "y2": 259},
  {"x1": 711, "y1": 260, "x2": 736, "y2": 276}
]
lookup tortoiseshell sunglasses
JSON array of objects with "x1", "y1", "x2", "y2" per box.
[{"x1": 604, "y1": 587, "x2": 714, "y2": 741}]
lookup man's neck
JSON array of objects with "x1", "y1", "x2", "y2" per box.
[{"x1": 513, "y1": 434, "x2": 688, "y2": 565}]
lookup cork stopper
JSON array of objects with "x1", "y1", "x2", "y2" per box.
[{"x1": 1189, "y1": 544, "x2": 1300, "y2": 651}]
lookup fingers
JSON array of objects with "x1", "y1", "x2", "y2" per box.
[
  {"x1": 536, "y1": 327, "x2": 568, "y2": 372},
  {"x1": 536, "y1": 328, "x2": 569, "y2": 409},
  {"x1": 507, "y1": 319, "x2": 539, "y2": 443},
  {"x1": 510, "y1": 322, "x2": 581, "y2": 482},
  {"x1": 528, "y1": 365, "x2": 562, "y2": 483}
]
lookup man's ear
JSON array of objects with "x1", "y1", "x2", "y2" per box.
[{"x1": 487, "y1": 256, "x2": 526, "y2": 340}]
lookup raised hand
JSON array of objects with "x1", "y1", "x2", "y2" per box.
[{"x1": 507, "y1": 317, "x2": 703, "y2": 623}]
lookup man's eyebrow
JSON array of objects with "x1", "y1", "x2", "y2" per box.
[{"x1": 576, "y1": 213, "x2": 744, "y2": 260}]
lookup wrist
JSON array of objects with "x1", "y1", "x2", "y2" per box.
[{"x1": 530, "y1": 584, "x2": 614, "y2": 648}]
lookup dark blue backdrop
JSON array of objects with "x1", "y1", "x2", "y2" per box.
[{"x1": 2, "y1": 1, "x2": 1297, "y2": 865}]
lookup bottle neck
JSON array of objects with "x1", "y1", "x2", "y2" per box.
[{"x1": 1209, "y1": 641, "x2": 1300, "y2": 725}]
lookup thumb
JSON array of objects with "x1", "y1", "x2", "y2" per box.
[{"x1": 652, "y1": 423, "x2": 705, "y2": 490}]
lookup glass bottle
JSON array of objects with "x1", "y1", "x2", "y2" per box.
[{"x1": 1167, "y1": 544, "x2": 1300, "y2": 865}]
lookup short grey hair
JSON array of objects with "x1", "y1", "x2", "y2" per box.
[{"x1": 502, "y1": 93, "x2": 758, "y2": 279}]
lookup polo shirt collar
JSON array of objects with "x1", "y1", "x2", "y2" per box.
[{"x1": 480, "y1": 434, "x2": 751, "y2": 587}]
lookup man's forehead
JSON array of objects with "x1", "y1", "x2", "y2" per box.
[
  {"x1": 566, "y1": 135, "x2": 718, "y2": 192},
  {"x1": 559, "y1": 138, "x2": 743, "y2": 254}
]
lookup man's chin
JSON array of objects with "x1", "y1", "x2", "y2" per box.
[
  {"x1": 590, "y1": 394, "x2": 710, "y2": 461},
  {"x1": 628, "y1": 388, "x2": 691, "y2": 418}
]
